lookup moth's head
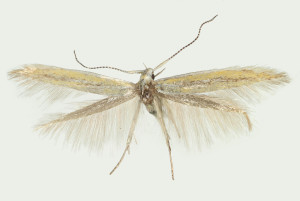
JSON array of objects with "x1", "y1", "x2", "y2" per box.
[{"x1": 140, "y1": 68, "x2": 155, "y2": 84}]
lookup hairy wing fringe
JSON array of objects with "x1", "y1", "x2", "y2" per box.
[
  {"x1": 35, "y1": 96, "x2": 140, "y2": 152},
  {"x1": 162, "y1": 98, "x2": 251, "y2": 150}
]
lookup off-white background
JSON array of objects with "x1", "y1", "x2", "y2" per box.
[{"x1": 0, "y1": 0, "x2": 299, "y2": 201}]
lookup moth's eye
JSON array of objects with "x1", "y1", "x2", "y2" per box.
[{"x1": 152, "y1": 74, "x2": 155, "y2": 79}]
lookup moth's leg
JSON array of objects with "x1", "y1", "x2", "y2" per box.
[
  {"x1": 109, "y1": 101, "x2": 141, "y2": 175},
  {"x1": 162, "y1": 99, "x2": 181, "y2": 138},
  {"x1": 154, "y1": 97, "x2": 175, "y2": 180},
  {"x1": 220, "y1": 110, "x2": 252, "y2": 131},
  {"x1": 243, "y1": 112, "x2": 252, "y2": 131},
  {"x1": 127, "y1": 136, "x2": 138, "y2": 155}
]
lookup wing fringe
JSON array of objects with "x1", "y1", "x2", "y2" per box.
[
  {"x1": 35, "y1": 95, "x2": 139, "y2": 152},
  {"x1": 160, "y1": 96, "x2": 252, "y2": 150}
]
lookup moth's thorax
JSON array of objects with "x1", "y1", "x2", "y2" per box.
[{"x1": 138, "y1": 68, "x2": 157, "y2": 114}]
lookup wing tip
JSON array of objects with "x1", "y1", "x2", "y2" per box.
[{"x1": 7, "y1": 64, "x2": 41, "y2": 80}]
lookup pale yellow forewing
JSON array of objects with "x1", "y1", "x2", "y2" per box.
[
  {"x1": 8, "y1": 64, "x2": 136, "y2": 103},
  {"x1": 155, "y1": 66, "x2": 290, "y2": 103}
]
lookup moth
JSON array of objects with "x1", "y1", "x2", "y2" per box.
[{"x1": 8, "y1": 15, "x2": 290, "y2": 180}]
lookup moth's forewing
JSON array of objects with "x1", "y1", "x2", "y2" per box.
[
  {"x1": 8, "y1": 64, "x2": 136, "y2": 100},
  {"x1": 155, "y1": 67, "x2": 290, "y2": 97}
]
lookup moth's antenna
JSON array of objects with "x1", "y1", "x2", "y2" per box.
[
  {"x1": 154, "y1": 14, "x2": 218, "y2": 71},
  {"x1": 74, "y1": 50, "x2": 143, "y2": 74}
]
